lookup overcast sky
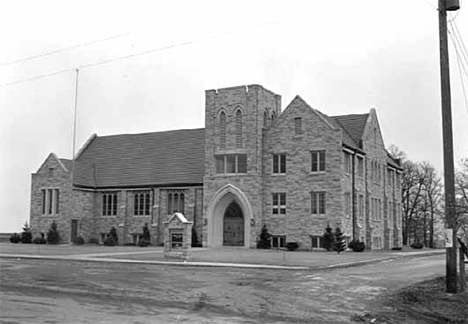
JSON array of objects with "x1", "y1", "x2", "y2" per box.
[{"x1": 1, "y1": 0, "x2": 467, "y2": 232}]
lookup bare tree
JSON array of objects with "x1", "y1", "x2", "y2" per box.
[
  {"x1": 420, "y1": 162, "x2": 443, "y2": 248},
  {"x1": 455, "y1": 158, "x2": 468, "y2": 243}
]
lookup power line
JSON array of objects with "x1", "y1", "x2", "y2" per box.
[
  {"x1": 1, "y1": 20, "x2": 281, "y2": 88},
  {"x1": 451, "y1": 20, "x2": 468, "y2": 66},
  {"x1": 448, "y1": 23, "x2": 468, "y2": 78},
  {"x1": 1, "y1": 31, "x2": 136, "y2": 67}
]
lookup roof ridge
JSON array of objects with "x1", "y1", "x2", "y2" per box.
[
  {"x1": 97, "y1": 127, "x2": 205, "y2": 139},
  {"x1": 332, "y1": 117, "x2": 360, "y2": 148}
]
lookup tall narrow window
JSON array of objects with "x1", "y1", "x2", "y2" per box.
[
  {"x1": 311, "y1": 192, "x2": 326, "y2": 215},
  {"x1": 219, "y1": 111, "x2": 226, "y2": 149},
  {"x1": 263, "y1": 110, "x2": 269, "y2": 127},
  {"x1": 235, "y1": 109, "x2": 242, "y2": 148},
  {"x1": 167, "y1": 190, "x2": 185, "y2": 214},
  {"x1": 344, "y1": 192, "x2": 351, "y2": 217},
  {"x1": 357, "y1": 156, "x2": 364, "y2": 177},
  {"x1": 271, "y1": 111, "x2": 277, "y2": 122},
  {"x1": 133, "y1": 192, "x2": 150, "y2": 215},
  {"x1": 102, "y1": 193, "x2": 118, "y2": 216},
  {"x1": 272, "y1": 193, "x2": 286, "y2": 214},
  {"x1": 344, "y1": 152, "x2": 352, "y2": 174},
  {"x1": 294, "y1": 117, "x2": 302, "y2": 135},
  {"x1": 273, "y1": 154, "x2": 286, "y2": 174},
  {"x1": 311, "y1": 151, "x2": 326, "y2": 172},
  {"x1": 41, "y1": 189, "x2": 47, "y2": 215},
  {"x1": 55, "y1": 189, "x2": 59, "y2": 214}
]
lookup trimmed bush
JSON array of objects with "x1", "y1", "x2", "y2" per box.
[
  {"x1": 257, "y1": 224, "x2": 271, "y2": 249},
  {"x1": 9, "y1": 233, "x2": 21, "y2": 243},
  {"x1": 138, "y1": 239, "x2": 150, "y2": 247},
  {"x1": 411, "y1": 242, "x2": 424, "y2": 249},
  {"x1": 108, "y1": 226, "x2": 118, "y2": 245},
  {"x1": 332, "y1": 227, "x2": 346, "y2": 254},
  {"x1": 46, "y1": 221, "x2": 60, "y2": 244},
  {"x1": 391, "y1": 247, "x2": 402, "y2": 251},
  {"x1": 74, "y1": 236, "x2": 85, "y2": 245},
  {"x1": 33, "y1": 236, "x2": 46, "y2": 244},
  {"x1": 104, "y1": 236, "x2": 116, "y2": 246},
  {"x1": 285, "y1": 242, "x2": 299, "y2": 251},
  {"x1": 88, "y1": 237, "x2": 99, "y2": 244},
  {"x1": 349, "y1": 239, "x2": 365, "y2": 252},
  {"x1": 21, "y1": 222, "x2": 32, "y2": 244},
  {"x1": 322, "y1": 225, "x2": 334, "y2": 251}
]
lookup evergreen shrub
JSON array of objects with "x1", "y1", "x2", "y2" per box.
[
  {"x1": 285, "y1": 242, "x2": 299, "y2": 251},
  {"x1": 46, "y1": 221, "x2": 60, "y2": 244},
  {"x1": 9, "y1": 233, "x2": 21, "y2": 243},
  {"x1": 349, "y1": 239, "x2": 365, "y2": 252},
  {"x1": 257, "y1": 224, "x2": 271, "y2": 249},
  {"x1": 410, "y1": 242, "x2": 423, "y2": 249},
  {"x1": 322, "y1": 225, "x2": 334, "y2": 251},
  {"x1": 332, "y1": 227, "x2": 346, "y2": 254},
  {"x1": 74, "y1": 236, "x2": 85, "y2": 245},
  {"x1": 21, "y1": 222, "x2": 32, "y2": 244},
  {"x1": 33, "y1": 236, "x2": 47, "y2": 244}
]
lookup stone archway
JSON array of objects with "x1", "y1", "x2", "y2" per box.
[{"x1": 205, "y1": 184, "x2": 253, "y2": 247}]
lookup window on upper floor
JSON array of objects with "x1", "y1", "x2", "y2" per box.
[
  {"x1": 344, "y1": 152, "x2": 352, "y2": 174},
  {"x1": 134, "y1": 191, "x2": 150, "y2": 216},
  {"x1": 219, "y1": 111, "x2": 226, "y2": 149},
  {"x1": 41, "y1": 188, "x2": 59, "y2": 215},
  {"x1": 167, "y1": 190, "x2": 185, "y2": 215},
  {"x1": 102, "y1": 192, "x2": 117, "y2": 216},
  {"x1": 272, "y1": 193, "x2": 286, "y2": 215},
  {"x1": 48, "y1": 168, "x2": 55, "y2": 178},
  {"x1": 344, "y1": 192, "x2": 351, "y2": 218},
  {"x1": 271, "y1": 111, "x2": 277, "y2": 122},
  {"x1": 311, "y1": 150, "x2": 326, "y2": 172},
  {"x1": 357, "y1": 156, "x2": 364, "y2": 177},
  {"x1": 272, "y1": 153, "x2": 286, "y2": 174},
  {"x1": 215, "y1": 154, "x2": 247, "y2": 174},
  {"x1": 294, "y1": 117, "x2": 302, "y2": 135},
  {"x1": 263, "y1": 110, "x2": 269, "y2": 127},
  {"x1": 235, "y1": 109, "x2": 243, "y2": 148},
  {"x1": 358, "y1": 194, "x2": 364, "y2": 223},
  {"x1": 396, "y1": 173, "x2": 401, "y2": 190},
  {"x1": 311, "y1": 191, "x2": 326, "y2": 215}
]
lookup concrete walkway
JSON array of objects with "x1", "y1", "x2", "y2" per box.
[{"x1": 0, "y1": 249, "x2": 445, "y2": 271}]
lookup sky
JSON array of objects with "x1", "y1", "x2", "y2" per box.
[{"x1": 0, "y1": 0, "x2": 467, "y2": 232}]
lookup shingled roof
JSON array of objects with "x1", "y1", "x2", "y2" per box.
[
  {"x1": 331, "y1": 113, "x2": 369, "y2": 147},
  {"x1": 73, "y1": 128, "x2": 205, "y2": 188}
]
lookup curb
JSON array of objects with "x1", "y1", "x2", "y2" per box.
[{"x1": 0, "y1": 250, "x2": 444, "y2": 271}]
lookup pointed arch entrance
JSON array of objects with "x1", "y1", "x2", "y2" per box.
[
  {"x1": 205, "y1": 184, "x2": 253, "y2": 247},
  {"x1": 223, "y1": 202, "x2": 244, "y2": 246}
]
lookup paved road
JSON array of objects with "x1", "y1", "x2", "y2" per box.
[{"x1": 0, "y1": 254, "x2": 445, "y2": 324}]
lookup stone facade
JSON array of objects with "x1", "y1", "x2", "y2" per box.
[{"x1": 30, "y1": 84, "x2": 402, "y2": 250}]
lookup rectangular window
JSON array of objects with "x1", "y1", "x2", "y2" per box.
[
  {"x1": 388, "y1": 201, "x2": 393, "y2": 228},
  {"x1": 167, "y1": 190, "x2": 185, "y2": 215},
  {"x1": 170, "y1": 230, "x2": 183, "y2": 248},
  {"x1": 294, "y1": 117, "x2": 302, "y2": 135},
  {"x1": 102, "y1": 193, "x2": 118, "y2": 216},
  {"x1": 41, "y1": 188, "x2": 59, "y2": 215},
  {"x1": 311, "y1": 151, "x2": 326, "y2": 172},
  {"x1": 134, "y1": 191, "x2": 150, "y2": 216},
  {"x1": 311, "y1": 236, "x2": 325, "y2": 248},
  {"x1": 273, "y1": 153, "x2": 286, "y2": 174},
  {"x1": 272, "y1": 193, "x2": 286, "y2": 215},
  {"x1": 357, "y1": 156, "x2": 364, "y2": 177},
  {"x1": 344, "y1": 152, "x2": 352, "y2": 174},
  {"x1": 215, "y1": 154, "x2": 248, "y2": 174},
  {"x1": 271, "y1": 235, "x2": 285, "y2": 248},
  {"x1": 311, "y1": 191, "x2": 326, "y2": 214},
  {"x1": 396, "y1": 173, "x2": 401, "y2": 190},
  {"x1": 344, "y1": 192, "x2": 351, "y2": 218}
]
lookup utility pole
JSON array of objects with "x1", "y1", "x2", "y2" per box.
[{"x1": 437, "y1": 0, "x2": 459, "y2": 294}]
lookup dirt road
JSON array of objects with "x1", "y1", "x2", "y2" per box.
[{"x1": 0, "y1": 254, "x2": 445, "y2": 324}]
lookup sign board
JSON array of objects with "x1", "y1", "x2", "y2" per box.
[{"x1": 445, "y1": 229, "x2": 453, "y2": 248}]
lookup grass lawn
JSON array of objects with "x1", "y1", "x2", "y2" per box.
[{"x1": 0, "y1": 242, "x2": 444, "y2": 268}]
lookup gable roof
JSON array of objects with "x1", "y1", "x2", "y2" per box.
[
  {"x1": 331, "y1": 113, "x2": 369, "y2": 148},
  {"x1": 73, "y1": 128, "x2": 205, "y2": 188},
  {"x1": 59, "y1": 158, "x2": 72, "y2": 172}
]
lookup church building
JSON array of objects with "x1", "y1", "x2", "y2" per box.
[{"x1": 30, "y1": 84, "x2": 403, "y2": 250}]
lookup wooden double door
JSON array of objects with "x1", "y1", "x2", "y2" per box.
[{"x1": 223, "y1": 202, "x2": 244, "y2": 246}]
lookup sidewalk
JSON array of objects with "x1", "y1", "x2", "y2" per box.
[{"x1": 0, "y1": 243, "x2": 445, "y2": 270}]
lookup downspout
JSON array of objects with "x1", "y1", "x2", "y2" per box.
[{"x1": 352, "y1": 152, "x2": 356, "y2": 240}]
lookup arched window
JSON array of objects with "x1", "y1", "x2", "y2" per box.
[
  {"x1": 219, "y1": 111, "x2": 226, "y2": 149},
  {"x1": 235, "y1": 109, "x2": 242, "y2": 148},
  {"x1": 271, "y1": 111, "x2": 277, "y2": 122}
]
